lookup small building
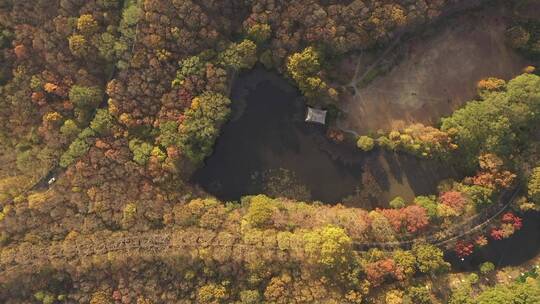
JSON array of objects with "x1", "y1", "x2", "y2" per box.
[{"x1": 305, "y1": 107, "x2": 327, "y2": 125}]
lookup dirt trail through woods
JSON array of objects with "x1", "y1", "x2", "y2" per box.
[{"x1": 0, "y1": 188, "x2": 520, "y2": 279}]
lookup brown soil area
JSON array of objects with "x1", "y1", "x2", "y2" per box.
[{"x1": 339, "y1": 4, "x2": 532, "y2": 134}]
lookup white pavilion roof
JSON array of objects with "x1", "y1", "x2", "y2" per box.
[{"x1": 305, "y1": 107, "x2": 327, "y2": 125}]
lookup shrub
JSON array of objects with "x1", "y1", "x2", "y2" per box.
[
  {"x1": 357, "y1": 135, "x2": 375, "y2": 151},
  {"x1": 479, "y1": 261, "x2": 495, "y2": 275},
  {"x1": 389, "y1": 196, "x2": 406, "y2": 209}
]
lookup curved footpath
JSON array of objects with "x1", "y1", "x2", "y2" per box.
[{"x1": 0, "y1": 188, "x2": 521, "y2": 280}]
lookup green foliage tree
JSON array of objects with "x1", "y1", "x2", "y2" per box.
[
  {"x1": 122, "y1": 202, "x2": 137, "y2": 228},
  {"x1": 449, "y1": 282, "x2": 473, "y2": 304},
  {"x1": 393, "y1": 249, "x2": 416, "y2": 278},
  {"x1": 475, "y1": 279, "x2": 540, "y2": 304},
  {"x1": 69, "y1": 85, "x2": 102, "y2": 109},
  {"x1": 60, "y1": 119, "x2": 81, "y2": 139},
  {"x1": 414, "y1": 196, "x2": 438, "y2": 219},
  {"x1": 178, "y1": 92, "x2": 231, "y2": 163},
  {"x1": 461, "y1": 184, "x2": 493, "y2": 208},
  {"x1": 115, "y1": 1, "x2": 142, "y2": 68},
  {"x1": 60, "y1": 128, "x2": 95, "y2": 167},
  {"x1": 158, "y1": 121, "x2": 181, "y2": 148},
  {"x1": 441, "y1": 73, "x2": 540, "y2": 167},
  {"x1": 218, "y1": 40, "x2": 258, "y2": 71},
  {"x1": 406, "y1": 286, "x2": 432, "y2": 304},
  {"x1": 172, "y1": 55, "x2": 206, "y2": 87},
  {"x1": 98, "y1": 31, "x2": 117, "y2": 61},
  {"x1": 128, "y1": 139, "x2": 153, "y2": 165},
  {"x1": 0, "y1": 27, "x2": 13, "y2": 48},
  {"x1": 90, "y1": 109, "x2": 114, "y2": 136},
  {"x1": 412, "y1": 243, "x2": 449, "y2": 274},
  {"x1": 389, "y1": 196, "x2": 406, "y2": 209},
  {"x1": 479, "y1": 261, "x2": 495, "y2": 275}
]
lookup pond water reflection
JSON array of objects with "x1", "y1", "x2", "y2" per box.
[{"x1": 193, "y1": 67, "x2": 456, "y2": 205}]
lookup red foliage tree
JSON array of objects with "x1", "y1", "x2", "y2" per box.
[
  {"x1": 501, "y1": 212, "x2": 522, "y2": 230},
  {"x1": 490, "y1": 228, "x2": 504, "y2": 240},
  {"x1": 475, "y1": 235, "x2": 488, "y2": 247},
  {"x1": 439, "y1": 191, "x2": 467, "y2": 212},
  {"x1": 365, "y1": 258, "x2": 397, "y2": 286},
  {"x1": 401, "y1": 205, "x2": 429, "y2": 233},
  {"x1": 455, "y1": 241, "x2": 474, "y2": 258},
  {"x1": 379, "y1": 208, "x2": 403, "y2": 232}
]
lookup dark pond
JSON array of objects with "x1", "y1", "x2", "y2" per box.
[
  {"x1": 447, "y1": 212, "x2": 540, "y2": 270},
  {"x1": 193, "y1": 67, "x2": 457, "y2": 205}
]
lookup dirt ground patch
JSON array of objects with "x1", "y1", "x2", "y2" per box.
[{"x1": 338, "y1": 4, "x2": 532, "y2": 134}]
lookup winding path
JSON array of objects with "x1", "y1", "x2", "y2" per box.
[{"x1": 0, "y1": 187, "x2": 521, "y2": 279}]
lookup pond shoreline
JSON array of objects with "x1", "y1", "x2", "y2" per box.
[{"x1": 193, "y1": 67, "x2": 460, "y2": 206}]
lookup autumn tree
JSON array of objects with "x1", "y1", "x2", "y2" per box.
[
  {"x1": 69, "y1": 34, "x2": 89, "y2": 57},
  {"x1": 439, "y1": 191, "x2": 467, "y2": 214},
  {"x1": 385, "y1": 289, "x2": 404, "y2": 304},
  {"x1": 528, "y1": 166, "x2": 540, "y2": 206},
  {"x1": 90, "y1": 291, "x2": 113, "y2": 304},
  {"x1": 368, "y1": 211, "x2": 397, "y2": 242},
  {"x1": 197, "y1": 283, "x2": 228, "y2": 304},
  {"x1": 401, "y1": 205, "x2": 429, "y2": 233},
  {"x1": 239, "y1": 290, "x2": 261, "y2": 304},
  {"x1": 246, "y1": 23, "x2": 272, "y2": 44},
  {"x1": 393, "y1": 249, "x2": 416, "y2": 279},
  {"x1": 178, "y1": 92, "x2": 231, "y2": 163},
  {"x1": 244, "y1": 195, "x2": 276, "y2": 228},
  {"x1": 77, "y1": 14, "x2": 99, "y2": 36},
  {"x1": 303, "y1": 225, "x2": 353, "y2": 271},
  {"x1": 406, "y1": 286, "x2": 433, "y2": 304}
]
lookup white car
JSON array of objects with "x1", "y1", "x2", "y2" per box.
[{"x1": 47, "y1": 177, "x2": 56, "y2": 185}]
